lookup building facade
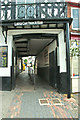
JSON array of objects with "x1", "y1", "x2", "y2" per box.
[
  {"x1": 0, "y1": 0, "x2": 72, "y2": 98},
  {"x1": 67, "y1": 1, "x2": 80, "y2": 93}
]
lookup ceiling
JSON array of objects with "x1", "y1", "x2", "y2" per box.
[
  {"x1": 10, "y1": 26, "x2": 63, "y2": 57},
  {"x1": 14, "y1": 33, "x2": 57, "y2": 57}
]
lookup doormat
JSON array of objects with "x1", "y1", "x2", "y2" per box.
[
  {"x1": 39, "y1": 98, "x2": 64, "y2": 106},
  {"x1": 49, "y1": 98, "x2": 63, "y2": 105},
  {"x1": 39, "y1": 99, "x2": 50, "y2": 105}
]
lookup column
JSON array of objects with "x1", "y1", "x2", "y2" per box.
[{"x1": 66, "y1": 23, "x2": 71, "y2": 98}]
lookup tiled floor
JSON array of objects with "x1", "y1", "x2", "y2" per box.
[{"x1": 2, "y1": 71, "x2": 79, "y2": 119}]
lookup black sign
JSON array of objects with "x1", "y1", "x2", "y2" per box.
[{"x1": 0, "y1": 46, "x2": 8, "y2": 67}]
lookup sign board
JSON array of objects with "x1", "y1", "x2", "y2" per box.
[
  {"x1": 0, "y1": 46, "x2": 8, "y2": 67},
  {"x1": 14, "y1": 21, "x2": 43, "y2": 26}
]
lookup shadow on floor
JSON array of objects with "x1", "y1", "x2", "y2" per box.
[{"x1": 15, "y1": 70, "x2": 54, "y2": 92}]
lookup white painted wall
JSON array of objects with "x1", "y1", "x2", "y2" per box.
[
  {"x1": 0, "y1": 27, "x2": 5, "y2": 44},
  {"x1": 58, "y1": 30, "x2": 67, "y2": 73},
  {"x1": 7, "y1": 35, "x2": 13, "y2": 67},
  {"x1": 0, "y1": 43, "x2": 11, "y2": 77},
  {"x1": 0, "y1": 30, "x2": 16, "y2": 77},
  {"x1": 37, "y1": 30, "x2": 67, "y2": 72},
  {"x1": 0, "y1": 28, "x2": 66, "y2": 76},
  {"x1": 71, "y1": 56, "x2": 80, "y2": 93},
  {"x1": 72, "y1": 77, "x2": 80, "y2": 93},
  {"x1": 0, "y1": 27, "x2": 11, "y2": 77},
  {"x1": 49, "y1": 40, "x2": 57, "y2": 54},
  {"x1": 37, "y1": 40, "x2": 57, "y2": 68},
  {"x1": 57, "y1": 47, "x2": 60, "y2": 66},
  {"x1": 0, "y1": 35, "x2": 12, "y2": 77},
  {"x1": 8, "y1": 29, "x2": 62, "y2": 35}
]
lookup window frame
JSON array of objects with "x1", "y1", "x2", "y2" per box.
[{"x1": 71, "y1": 7, "x2": 80, "y2": 30}]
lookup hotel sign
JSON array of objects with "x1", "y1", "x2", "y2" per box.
[{"x1": 14, "y1": 21, "x2": 43, "y2": 26}]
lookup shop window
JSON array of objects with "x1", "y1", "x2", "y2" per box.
[{"x1": 0, "y1": 46, "x2": 8, "y2": 67}]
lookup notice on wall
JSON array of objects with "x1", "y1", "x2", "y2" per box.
[{"x1": 0, "y1": 46, "x2": 8, "y2": 67}]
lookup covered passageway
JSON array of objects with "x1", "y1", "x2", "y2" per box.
[{"x1": 0, "y1": 2, "x2": 72, "y2": 98}]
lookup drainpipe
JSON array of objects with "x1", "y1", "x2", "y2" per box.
[{"x1": 66, "y1": 23, "x2": 71, "y2": 98}]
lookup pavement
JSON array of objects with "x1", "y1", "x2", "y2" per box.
[{"x1": 1, "y1": 70, "x2": 80, "y2": 119}]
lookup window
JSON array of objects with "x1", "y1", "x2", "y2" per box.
[
  {"x1": 35, "y1": 0, "x2": 65, "y2": 2},
  {"x1": 71, "y1": 8, "x2": 80, "y2": 30},
  {"x1": 35, "y1": 0, "x2": 45, "y2": 2},
  {"x1": 17, "y1": 0, "x2": 34, "y2": 3},
  {"x1": 17, "y1": 0, "x2": 34, "y2": 19}
]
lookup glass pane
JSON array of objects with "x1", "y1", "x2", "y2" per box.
[
  {"x1": 59, "y1": 0, "x2": 65, "y2": 1},
  {"x1": 26, "y1": 0, "x2": 34, "y2": 18},
  {"x1": 73, "y1": 9, "x2": 79, "y2": 18},
  {"x1": 35, "y1": 0, "x2": 45, "y2": 3},
  {"x1": 17, "y1": 0, "x2": 25, "y2": 18},
  {"x1": 73, "y1": 19, "x2": 79, "y2": 28},
  {"x1": 47, "y1": 0, "x2": 57, "y2": 2},
  {"x1": 17, "y1": 0, "x2": 25, "y2": 3},
  {"x1": 26, "y1": 0, "x2": 34, "y2": 3}
]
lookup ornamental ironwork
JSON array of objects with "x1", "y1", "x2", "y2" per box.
[{"x1": 0, "y1": 2, "x2": 67, "y2": 20}]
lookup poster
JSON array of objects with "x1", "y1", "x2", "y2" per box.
[{"x1": 0, "y1": 46, "x2": 8, "y2": 67}]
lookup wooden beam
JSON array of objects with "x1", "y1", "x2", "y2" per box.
[
  {"x1": 16, "y1": 47, "x2": 27, "y2": 48},
  {"x1": 18, "y1": 54, "x2": 36, "y2": 57},
  {"x1": 18, "y1": 50, "x2": 27, "y2": 52},
  {"x1": 13, "y1": 33, "x2": 57, "y2": 40},
  {"x1": 15, "y1": 41, "x2": 28, "y2": 44}
]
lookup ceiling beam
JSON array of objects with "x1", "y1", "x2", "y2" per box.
[
  {"x1": 1, "y1": 18, "x2": 72, "y2": 25},
  {"x1": 37, "y1": 36, "x2": 58, "y2": 56},
  {"x1": 17, "y1": 51, "x2": 27, "y2": 52},
  {"x1": 7, "y1": 26, "x2": 64, "y2": 30},
  {"x1": 13, "y1": 33, "x2": 57, "y2": 41},
  {"x1": 16, "y1": 47, "x2": 27, "y2": 48},
  {"x1": 15, "y1": 41, "x2": 28, "y2": 44},
  {"x1": 18, "y1": 54, "x2": 36, "y2": 57}
]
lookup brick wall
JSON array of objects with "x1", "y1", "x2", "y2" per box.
[{"x1": 67, "y1": 2, "x2": 80, "y2": 33}]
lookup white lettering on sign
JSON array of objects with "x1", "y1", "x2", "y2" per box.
[{"x1": 14, "y1": 21, "x2": 43, "y2": 26}]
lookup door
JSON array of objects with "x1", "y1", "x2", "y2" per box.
[{"x1": 49, "y1": 49, "x2": 57, "y2": 88}]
